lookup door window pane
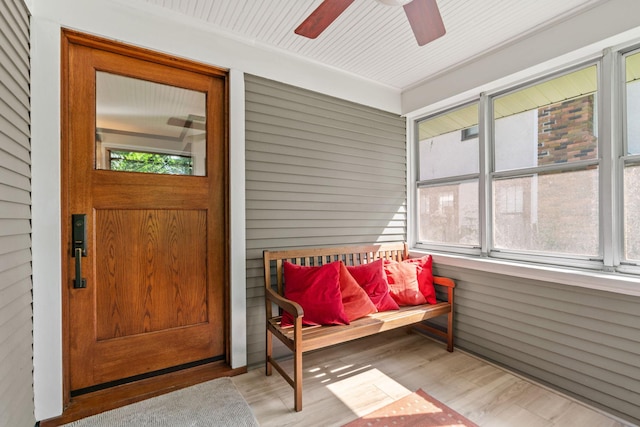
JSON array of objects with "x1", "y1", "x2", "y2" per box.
[
  {"x1": 493, "y1": 168, "x2": 599, "y2": 256},
  {"x1": 96, "y1": 72, "x2": 206, "y2": 176}
]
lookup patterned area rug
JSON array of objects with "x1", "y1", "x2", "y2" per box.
[
  {"x1": 61, "y1": 377, "x2": 259, "y2": 427},
  {"x1": 343, "y1": 389, "x2": 479, "y2": 427}
]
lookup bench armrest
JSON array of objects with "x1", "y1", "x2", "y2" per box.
[
  {"x1": 433, "y1": 276, "x2": 455, "y2": 288},
  {"x1": 433, "y1": 275, "x2": 455, "y2": 305},
  {"x1": 265, "y1": 287, "x2": 304, "y2": 319}
]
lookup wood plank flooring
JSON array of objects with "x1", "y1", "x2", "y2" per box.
[{"x1": 232, "y1": 330, "x2": 635, "y2": 427}]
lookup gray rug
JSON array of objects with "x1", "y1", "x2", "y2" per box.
[{"x1": 62, "y1": 377, "x2": 259, "y2": 426}]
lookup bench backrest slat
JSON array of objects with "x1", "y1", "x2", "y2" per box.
[{"x1": 264, "y1": 242, "x2": 409, "y2": 297}]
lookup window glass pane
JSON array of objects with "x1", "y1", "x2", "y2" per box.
[
  {"x1": 493, "y1": 168, "x2": 599, "y2": 256},
  {"x1": 96, "y1": 72, "x2": 206, "y2": 176},
  {"x1": 417, "y1": 103, "x2": 479, "y2": 180},
  {"x1": 417, "y1": 181, "x2": 479, "y2": 246},
  {"x1": 494, "y1": 66, "x2": 598, "y2": 172},
  {"x1": 624, "y1": 163, "x2": 640, "y2": 261},
  {"x1": 626, "y1": 51, "x2": 640, "y2": 154}
]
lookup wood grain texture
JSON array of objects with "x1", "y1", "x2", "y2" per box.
[
  {"x1": 95, "y1": 209, "x2": 207, "y2": 339},
  {"x1": 61, "y1": 29, "x2": 230, "y2": 403}
]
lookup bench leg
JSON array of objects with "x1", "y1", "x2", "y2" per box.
[
  {"x1": 294, "y1": 343, "x2": 302, "y2": 411},
  {"x1": 265, "y1": 329, "x2": 273, "y2": 376},
  {"x1": 446, "y1": 286, "x2": 455, "y2": 352},
  {"x1": 446, "y1": 310, "x2": 454, "y2": 352}
]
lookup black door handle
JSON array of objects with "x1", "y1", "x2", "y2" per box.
[{"x1": 72, "y1": 214, "x2": 87, "y2": 289}]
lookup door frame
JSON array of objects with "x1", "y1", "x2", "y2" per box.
[{"x1": 53, "y1": 29, "x2": 240, "y2": 425}]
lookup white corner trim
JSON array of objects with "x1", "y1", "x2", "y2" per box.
[
  {"x1": 229, "y1": 68, "x2": 247, "y2": 369},
  {"x1": 31, "y1": 17, "x2": 63, "y2": 421}
]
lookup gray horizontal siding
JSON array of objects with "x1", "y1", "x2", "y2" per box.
[
  {"x1": 0, "y1": 0, "x2": 33, "y2": 426},
  {"x1": 433, "y1": 264, "x2": 640, "y2": 425},
  {"x1": 245, "y1": 74, "x2": 406, "y2": 366}
]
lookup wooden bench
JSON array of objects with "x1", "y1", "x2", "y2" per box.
[{"x1": 263, "y1": 242, "x2": 455, "y2": 411}]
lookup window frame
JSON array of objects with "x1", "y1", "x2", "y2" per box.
[
  {"x1": 410, "y1": 51, "x2": 640, "y2": 276},
  {"x1": 413, "y1": 100, "x2": 482, "y2": 256},
  {"x1": 619, "y1": 47, "x2": 640, "y2": 274},
  {"x1": 489, "y1": 62, "x2": 602, "y2": 268}
]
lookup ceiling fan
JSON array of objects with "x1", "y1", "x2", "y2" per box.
[{"x1": 295, "y1": 0, "x2": 445, "y2": 46}]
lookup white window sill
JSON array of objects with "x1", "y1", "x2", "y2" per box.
[{"x1": 410, "y1": 249, "x2": 640, "y2": 297}]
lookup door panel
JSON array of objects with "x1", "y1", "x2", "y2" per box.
[
  {"x1": 95, "y1": 209, "x2": 208, "y2": 339},
  {"x1": 63, "y1": 31, "x2": 228, "y2": 392}
]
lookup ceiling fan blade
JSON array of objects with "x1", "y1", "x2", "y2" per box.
[
  {"x1": 295, "y1": 0, "x2": 355, "y2": 39},
  {"x1": 404, "y1": 0, "x2": 446, "y2": 46}
]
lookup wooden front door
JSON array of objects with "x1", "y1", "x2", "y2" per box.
[{"x1": 61, "y1": 30, "x2": 229, "y2": 394}]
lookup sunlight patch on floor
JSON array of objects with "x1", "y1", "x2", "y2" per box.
[{"x1": 324, "y1": 367, "x2": 412, "y2": 416}]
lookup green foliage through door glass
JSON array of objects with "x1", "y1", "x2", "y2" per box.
[{"x1": 109, "y1": 150, "x2": 193, "y2": 175}]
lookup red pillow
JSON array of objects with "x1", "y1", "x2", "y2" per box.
[
  {"x1": 281, "y1": 261, "x2": 349, "y2": 327},
  {"x1": 383, "y1": 261, "x2": 427, "y2": 306},
  {"x1": 339, "y1": 262, "x2": 377, "y2": 321},
  {"x1": 346, "y1": 259, "x2": 399, "y2": 312},
  {"x1": 403, "y1": 255, "x2": 436, "y2": 304}
]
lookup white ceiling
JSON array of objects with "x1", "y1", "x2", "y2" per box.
[{"x1": 128, "y1": 0, "x2": 606, "y2": 91}]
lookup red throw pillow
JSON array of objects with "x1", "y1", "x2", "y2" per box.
[
  {"x1": 346, "y1": 259, "x2": 399, "y2": 312},
  {"x1": 339, "y1": 262, "x2": 377, "y2": 321},
  {"x1": 403, "y1": 255, "x2": 436, "y2": 304},
  {"x1": 383, "y1": 261, "x2": 427, "y2": 306},
  {"x1": 281, "y1": 261, "x2": 349, "y2": 327}
]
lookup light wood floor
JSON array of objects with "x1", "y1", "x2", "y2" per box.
[{"x1": 232, "y1": 330, "x2": 635, "y2": 427}]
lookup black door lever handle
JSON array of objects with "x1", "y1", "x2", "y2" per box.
[
  {"x1": 74, "y1": 247, "x2": 86, "y2": 289},
  {"x1": 72, "y1": 214, "x2": 87, "y2": 289}
]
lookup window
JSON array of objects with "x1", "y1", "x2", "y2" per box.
[
  {"x1": 624, "y1": 51, "x2": 640, "y2": 263},
  {"x1": 492, "y1": 65, "x2": 599, "y2": 259},
  {"x1": 461, "y1": 125, "x2": 479, "y2": 141},
  {"x1": 95, "y1": 72, "x2": 207, "y2": 176},
  {"x1": 416, "y1": 103, "x2": 480, "y2": 249},
  {"x1": 414, "y1": 62, "x2": 610, "y2": 269}
]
